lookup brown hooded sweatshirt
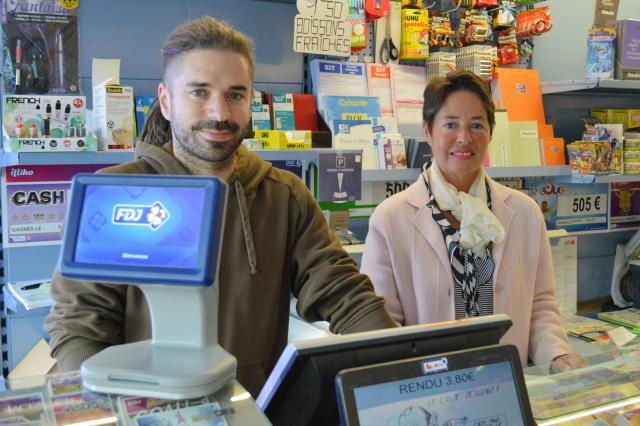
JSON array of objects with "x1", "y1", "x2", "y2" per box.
[{"x1": 45, "y1": 141, "x2": 396, "y2": 396}]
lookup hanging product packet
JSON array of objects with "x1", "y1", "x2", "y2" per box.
[{"x1": 1, "y1": 0, "x2": 80, "y2": 95}]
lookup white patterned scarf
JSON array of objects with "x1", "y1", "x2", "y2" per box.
[{"x1": 426, "y1": 161, "x2": 505, "y2": 258}]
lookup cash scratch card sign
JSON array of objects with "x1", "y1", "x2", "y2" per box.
[
  {"x1": 318, "y1": 151, "x2": 362, "y2": 202},
  {"x1": 1, "y1": 164, "x2": 109, "y2": 247},
  {"x1": 293, "y1": 0, "x2": 352, "y2": 57}
]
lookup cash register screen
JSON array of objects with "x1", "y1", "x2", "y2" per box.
[
  {"x1": 336, "y1": 345, "x2": 533, "y2": 426},
  {"x1": 60, "y1": 174, "x2": 226, "y2": 286}
]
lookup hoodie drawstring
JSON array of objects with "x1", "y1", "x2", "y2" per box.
[{"x1": 234, "y1": 179, "x2": 258, "y2": 275}]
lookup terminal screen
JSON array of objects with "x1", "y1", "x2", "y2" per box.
[
  {"x1": 74, "y1": 184, "x2": 206, "y2": 269},
  {"x1": 353, "y1": 360, "x2": 525, "y2": 426}
]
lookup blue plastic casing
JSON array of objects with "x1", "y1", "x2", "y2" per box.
[{"x1": 59, "y1": 174, "x2": 227, "y2": 286}]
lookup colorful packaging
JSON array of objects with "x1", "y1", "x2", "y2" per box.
[
  {"x1": 587, "y1": 27, "x2": 617, "y2": 80},
  {"x1": 566, "y1": 142, "x2": 582, "y2": 173},
  {"x1": 2, "y1": 94, "x2": 95, "y2": 152},
  {"x1": 93, "y1": 82, "x2": 135, "y2": 150},
  {"x1": 615, "y1": 19, "x2": 640, "y2": 80},
  {"x1": 400, "y1": 9, "x2": 429, "y2": 60},
  {"x1": 134, "y1": 96, "x2": 156, "y2": 139},
  {"x1": 1, "y1": 0, "x2": 80, "y2": 94}
]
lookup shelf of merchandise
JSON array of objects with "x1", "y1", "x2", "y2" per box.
[
  {"x1": 363, "y1": 166, "x2": 574, "y2": 182},
  {"x1": 343, "y1": 230, "x2": 572, "y2": 256},
  {"x1": 594, "y1": 174, "x2": 640, "y2": 184},
  {"x1": 4, "y1": 151, "x2": 640, "y2": 185},
  {"x1": 541, "y1": 79, "x2": 640, "y2": 95},
  {"x1": 486, "y1": 165, "x2": 570, "y2": 178},
  {"x1": 362, "y1": 169, "x2": 420, "y2": 182},
  {"x1": 255, "y1": 148, "x2": 366, "y2": 162},
  {"x1": 568, "y1": 226, "x2": 640, "y2": 237},
  {"x1": 0, "y1": 151, "x2": 135, "y2": 167}
]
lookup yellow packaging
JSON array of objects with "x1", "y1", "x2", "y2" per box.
[
  {"x1": 400, "y1": 9, "x2": 430, "y2": 60},
  {"x1": 627, "y1": 109, "x2": 640, "y2": 129},
  {"x1": 401, "y1": 0, "x2": 422, "y2": 8},
  {"x1": 591, "y1": 108, "x2": 627, "y2": 125},
  {"x1": 567, "y1": 142, "x2": 582, "y2": 173},
  {"x1": 253, "y1": 130, "x2": 312, "y2": 149},
  {"x1": 285, "y1": 139, "x2": 311, "y2": 149},
  {"x1": 254, "y1": 130, "x2": 288, "y2": 149}
]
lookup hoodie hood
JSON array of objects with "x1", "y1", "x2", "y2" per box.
[
  {"x1": 134, "y1": 141, "x2": 191, "y2": 175},
  {"x1": 133, "y1": 141, "x2": 272, "y2": 187},
  {"x1": 132, "y1": 141, "x2": 271, "y2": 275}
]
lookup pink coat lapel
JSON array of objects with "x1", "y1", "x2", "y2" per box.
[{"x1": 404, "y1": 175, "x2": 452, "y2": 275}]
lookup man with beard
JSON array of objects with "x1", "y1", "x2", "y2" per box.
[{"x1": 44, "y1": 17, "x2": 397, "y2": 397}]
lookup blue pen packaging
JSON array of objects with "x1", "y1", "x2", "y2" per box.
[{"x1": 1, "y1": 0, "x2": 80, "y2": 95}]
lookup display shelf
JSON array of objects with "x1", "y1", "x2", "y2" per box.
[
  {"x1": 362, "y1": 168, "x2": 420, "y2": 182},
  {"x1": 485, "y1": 165, "x2": 570, "y2": 178},
  {"x1": 343, "y1": 231, "x2": 569, "y2": 257},
  {"x1": 595, "y1": 174, "x2": 640, "y2": 184},
  {"x1": 365, "y1": 166, "x2": 578, "y2": 182},
  {"x1": 569, "y1": 226, "x2": 640, "y2": 236},
  {"x1": 547, "y1": 229, "x2": 569, "y2": 239},
  {"x1": 542, "y1": 79, "x2": 640, "y2": 95},
  {"x1": 525, "y1": 343, "x2": 640, "y2": 425},
  {"x1": 254, "y1": 148, "x2": 359, "y2": 162},
  {"x1": 0, "y1": 151, "x2": 134, "y2": 166}
]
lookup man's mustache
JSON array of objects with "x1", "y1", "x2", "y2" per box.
[{"x1": 192, "y1": 120, "x2": 240, "y2": 132}]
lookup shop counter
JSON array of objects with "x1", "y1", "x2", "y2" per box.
[
  {"x1": 0, "y1": 372, "x2": 270, "y2": 425},
  {"x1": 526, "y1": 343, "x2": 640, "y2": 425}
]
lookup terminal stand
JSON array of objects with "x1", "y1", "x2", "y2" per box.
[{"x1": 81, "y1": 284, "x2": 237, "y2": 399}]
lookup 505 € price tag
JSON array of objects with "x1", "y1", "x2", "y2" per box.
[{"x1": 557, "y1": 193, "x2": 606, "y2": 217}]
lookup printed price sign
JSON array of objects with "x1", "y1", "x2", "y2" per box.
[
  {"x1": 557, "y1": 193, "x2": 606, "y2": 216},
  {"x1": 525, "y1": 179, "x2": 608, "y2": 232},
  {"x1": 385, "y1": 181, "x2": 410, "y2": 198},
  {"x1": 556, "y1": 193, "x2": 607, "y2": 229}
]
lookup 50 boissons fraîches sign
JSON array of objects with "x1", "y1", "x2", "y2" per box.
[{"x1": 294, "y1": 0, "x2": 352, "y2": 57}]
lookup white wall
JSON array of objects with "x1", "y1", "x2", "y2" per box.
[{"x1": 532, "y1": 0, "x2": 640, "y2": 81}]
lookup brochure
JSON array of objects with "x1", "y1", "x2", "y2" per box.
[{"x1": 6, "y1": 281, "x2": 52, "y2": 310}]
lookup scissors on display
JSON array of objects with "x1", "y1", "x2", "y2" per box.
[{"x1": 380, "y1": 15, "x2": 398, "y2": 64}]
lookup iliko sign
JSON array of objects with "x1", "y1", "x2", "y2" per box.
[{"x1": 293, "y1": 0, "x2": 352, "y2": 57}]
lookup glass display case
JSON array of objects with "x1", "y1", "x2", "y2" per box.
[
  {"x1": 525, "y1": 343, "x2": 640, "y2": 425},
  {"x1": 0, "y1": 372, "x2": 270, "y2": 425}
]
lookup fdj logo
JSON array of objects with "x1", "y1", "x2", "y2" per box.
[{"x1": 112, "y1": 201, "x2": 170, "y2": 231}]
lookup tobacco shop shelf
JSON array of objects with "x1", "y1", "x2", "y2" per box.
[
  {"x1": 594, "y1": 174, "x2": 640, "y2": 184},
  {"x1": 542, "y1": 79, "x2": 640, "y2": 95},
  {"x1": 0, "y1": 151, "x2": 134, "y2": 166},
  {"x1": 485, "y1": 165, "x2": 570, "y2": 178},
  {"x1": 255, "y1": 148, "x2": 359, "y2": 162},
  {"x1": 362, "y1": 169, "x2": 420, "y2": 182},
  {"x1": 567, "y1": 226, "x2": 640, "y2": 237}
]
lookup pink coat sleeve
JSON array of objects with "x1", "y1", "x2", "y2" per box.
[
  {"x1": 527, "y1": 205, "x2": 571, "y2": 366},
  {"x1": 361, "y1": 204, "x2": 404, "y2": 326}
]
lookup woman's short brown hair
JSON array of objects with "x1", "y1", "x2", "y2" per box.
[{"x1": 422, "y1": 70, "x2": 496, "y2": 135}]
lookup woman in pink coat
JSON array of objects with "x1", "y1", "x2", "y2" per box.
[{"x1": 362, "y1": 70, "x2": 584, "y2": 371}]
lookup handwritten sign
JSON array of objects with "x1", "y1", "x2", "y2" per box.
[{"x1": 293, "y1": 0, "x2": 351, "y2": 57}]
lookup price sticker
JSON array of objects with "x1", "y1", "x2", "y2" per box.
[
  {"x1": 557, "y1": 193, "x2": 606, "y2": 217},
  {"x1": 384, "y1": 181, "x2": 410, "y2": 198}
]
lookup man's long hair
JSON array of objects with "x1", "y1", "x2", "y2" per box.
[{"x1": 140, "y1": 17, "x2": 255, "y2": 146}]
